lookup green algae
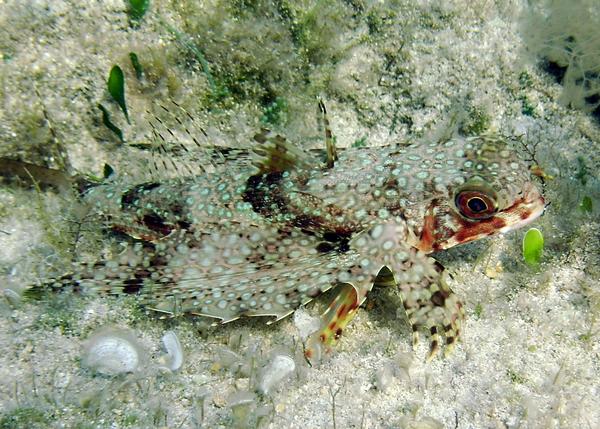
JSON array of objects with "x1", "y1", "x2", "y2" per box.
[
  {"x1": 523, "y1": 228, "x2": 544, "y2": 267},
  {"x1": 0, "y1": 407, "x2": 49, "y2": 429},
  {"x1": 129, "y1": 52, "x2": 143, "y2": 80},
  {"x1": 575, "y1": 156, "x2": 590, "y2": 186},
  {"x1": 107, "y1": 65, "x2": 129, "y2": 124},
  {"x1": 459, "y1": 105, "x2": 491, "y2": 136},
  {"x1": 579, "y1": 196, "x2": 593, "y2": 213},
  {"x1": 260, "y1": 96, "x2": 288, "y2": 126},
  {"x1": 127, "y1": 0, "x2": 150, "y2": 22},
  {"x1": 352, "y1": 136, "x2": 367, "y2": 148},
  {"x1": 506, "y1": 368, "x2": 527, "y2": 385}
]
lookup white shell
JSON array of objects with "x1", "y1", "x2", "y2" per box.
[
  {"x1": 161, "y1": 330, "x2": 183, "y2": 371},
  {"x1": 82, "y1": 327, "x2": 144, "y2": 375}
]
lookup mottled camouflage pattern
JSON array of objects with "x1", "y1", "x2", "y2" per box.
[{"x1": 50, "y1": 128, "x2": 545, "y2": 361}]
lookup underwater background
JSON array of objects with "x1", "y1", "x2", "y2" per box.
[{"x1": 0, "y1": 0, "x2": 599, "y2": 427}]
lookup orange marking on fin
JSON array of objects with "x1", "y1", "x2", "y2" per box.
[{"x1": 417, "y1": 203, "x2": 437, "y2": 252}]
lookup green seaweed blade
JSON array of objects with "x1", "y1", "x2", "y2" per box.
[
  {"x1": 523, "y1": 227, "x2": 544, "y2": 266},
  {"x1": 107, "y1": 65, "x2": 130, "y2": 124},
  {"x1": 128, "y1": 0, "x2": 150, "y2": 21}
]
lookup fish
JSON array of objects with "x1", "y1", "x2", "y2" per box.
[{"x1": 30, "y1": 111, "x2": 545, "y2": 362}]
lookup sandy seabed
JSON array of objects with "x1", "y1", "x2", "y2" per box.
[{"x1": 0, "y1": 1, "x2": 598, "y2": 428}]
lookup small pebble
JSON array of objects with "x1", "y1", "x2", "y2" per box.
[
  {"x1": 257, "y1": 354, "x2": 296, "y2": 395},
  {"x1": 228, "y1": 391, "x2": 256, "y2": 427},
  {"x1": 375, "y1": 362, "x2": 396, "y2": 392},
  {"x1": 235, "y1": 378, "x2": 250, "y2": 391},
  {"x1": 2, "y1": 287, "x2": 21, "y2": 307},
  {"x1": 216, "y1": 346, "x2": 243, "y2": 370},
  {"x1": 293, "y1": 307, "x2": 320, "y2": 340}
]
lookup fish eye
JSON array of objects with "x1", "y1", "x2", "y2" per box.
[
  {"x1": 467, "y1": 197, "x2": 487, "y2": 213},
  {"x1": 455, "y1": 189, "x2": 497, "y2": 220}
]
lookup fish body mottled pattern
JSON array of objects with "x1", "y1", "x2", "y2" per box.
[{"x1": 57, "y1": 131, "x2": 545, "y2": 359}]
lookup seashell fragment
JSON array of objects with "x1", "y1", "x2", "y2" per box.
[
  {"x1": 82, "y1": 327, "x2": 144, "y2": 376},
  {"x1": 160, "y1": 330, "x2": 183, "y2": 372}
]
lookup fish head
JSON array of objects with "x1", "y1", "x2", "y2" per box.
[{"x1": 416, "y1": 135, "x2": 546, "y2": 252}]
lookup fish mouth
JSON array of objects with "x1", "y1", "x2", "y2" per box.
[{"x1": 498, "y1": 189, "x2": 546, "y2": 234}]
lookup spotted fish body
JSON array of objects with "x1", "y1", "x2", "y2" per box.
[{"x1": 57, "y1": 130, "x2": 545, "y2": 360}]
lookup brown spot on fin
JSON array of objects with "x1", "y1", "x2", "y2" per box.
[{"x1": 251, "y1": 129, "x2": 316, "y2": 174}]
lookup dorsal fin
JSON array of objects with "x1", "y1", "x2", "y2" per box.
[
  {"x1": 251, "y1": 129, "x2": 318, "y2": 174},
  {"x1": 142, "y1": 100, "x2": 219, "y2": 182},
  {"x1": 317, "y1": 100, "x2": 337, "y2": 169}
]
